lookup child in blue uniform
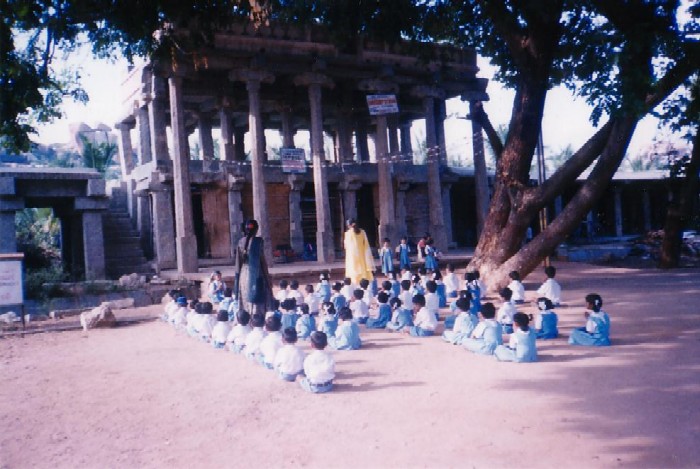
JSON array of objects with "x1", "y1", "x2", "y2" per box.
[
  {"x1": 329, "y1": 307, "x2": 362, "y2": 350},
  {"x1": 410, "y1": 274, "x2": 425, "y2": 296},
  {"x1": 465, "y1": 271, "x2": 482, "y2": 305},
  {"x1": 442, "y1": 298, "x2": 479, "y2": 345},
  {"x1": 295, "y1": 304, "x2": 316, "y2": 340},
  {"x1": 315, "y1": 272, "x2": 332, "y2": 303},
  {"x1": 569, "y1": 293, "x2": 611, "y2": 346},
  {"x1": 534, "y1": 297, "x2": 559, "y2": 339},
  {"x1": 433, "y1": 270, "x2": 447, "y2": 307},
  {"x1": 495, "y1": 312, "x2": 538, "y2": 362},
  {"x1": 389, "y1": 271, "x2": 401, "y2": 298},
  {"x1": 395, "y1": 237, "x2": 412, "y2": 271},
  {"x1": 280, "y1": 298, "x2": 298, "y2": 332},
  {"x1": 218, "y1": 288, "x2": 234, "y2": 317},
  {"x1": 318, "y1": 301, "x2": 338, "y2": 337},
  {"x1": 386, "y1": 297, "x2": 413, "y2": 332},
  {"x1": 330, "y1": 282, "x2": 347, "y2": 312},
  {"x1": 379, "y1": 238, "x2": 393, "y2": 276},
  {"x1": 424, "y1": 239, "x2": 438, "y2": 271},
  {"x1": 300, "y1": 332, "x2": 335, "y2": 394},
  {"x1": 463, "y1": 303, "x2": 503, "y2": 356},
  {"x1": 380, "y1": 280, "x2": 395, "y2": 300},
  {"x1": 208, "y1": 271, "x2": 225, "y2": 304},
  {"x1": 366, "y1": 291, "x2": 392, "y2": 329}
]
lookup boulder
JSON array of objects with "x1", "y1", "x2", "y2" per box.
[
  {"x1": 0, "y1": 311, "x2": 20, "y2": 324},
  {"x1": 118, "y1": 273, "x2": 144, "y2": 289},
  {"x1": 80, "y1": 303, "x2": 117, "y2": 331}
]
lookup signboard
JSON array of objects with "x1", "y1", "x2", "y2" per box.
[
  {"x1": 366, "y1": 94, "x2": 399, "y2": 115},
  {"x1": 0, "y1": 254, "x2": 24, "y2": 306},
  {"x1": 280, "y1": 147, "x2": 307, "y2": 174}
]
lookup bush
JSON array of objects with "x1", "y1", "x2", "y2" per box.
[{"x1": 24, "y1": 267, "x2": 69, "y2": 300}]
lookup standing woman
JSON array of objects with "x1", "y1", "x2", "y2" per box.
[
  {"x1": 234, "y1": 219, "x2": 274, "y2": 315},
  {"x1": 343, "y1": 218, "x2": 375, "y2": 285}
]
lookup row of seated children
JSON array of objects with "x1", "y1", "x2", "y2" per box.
[{"x1": 506, "y1": 266, "x2": 562, "y2": 306}]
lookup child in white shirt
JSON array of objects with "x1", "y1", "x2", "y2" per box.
[
  {"x1": 304, "y1": 284, "x2": 320, "y2": 315},
  {"x1": 274, "y1": 328, "x2": 306, "y2": 381},
  {"x1": 424, "y1": 280, "x2": 440, "y2": 321},
  {"x1": 226, "y1": 310, "x2": 252, "y2": 353},
  {"x1": 359, "y1": 278, "x2": 372, "y2": 307},
  {"x1": 349, "y1": 288, "x2": 369, "y2": 324},
  {"x1": 169, "y1": 296, "x2": 188, "y2": 328},
  {"x1": 497, "y1": 287, "x2": 518, "y2": 334},
  {"x1": 287, "y1": 280, "x2": 304, "y2": 305},
  {"x1": 276, "y1": 280, "x2": 289, "y2": 303},
  {"x1": 211, "y1": 310, "x2": 231, "y2": 349},
  {"x1": 244, "y1": 313, "x2": 267, "y2": 360},
  {"x1": 443, "y1": 264, "x2": 460, "y2": 299},
  {"x1": 507, "y1": 271, "x2": 525, "y2": 304},
  {"x1": 536, "y1": 265, "x2": 561, "y2": 306},
  {"x1": 196, "y1": 302, "x2": 216, "y2": 342},
  {"x1": 300, "y1": 332, "x2": 336, "y2": 394},
  {"x1": 258, "y1": 315, "x2": 284, "y2": 369},
  {"x1": 399, "y1": 279, "x2": 413, "y2": 309},
  {"x1": 405, "y1": 293, "x2": 437, "y2": 337},
  {"x1": 341, "y1": 277, "x2": 355, "y2": 301}
]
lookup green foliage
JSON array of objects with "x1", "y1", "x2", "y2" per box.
[
  {"x1": 79, "y1": 135, "x2": 116, "y2": 176},
  {"x1": 24, "y1": 266, "x2": 68, "y2": 300}
]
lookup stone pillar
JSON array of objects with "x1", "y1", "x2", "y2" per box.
[
  {"x1": 469, "y1": 101, "x2": 489, "y2": 237},
  {"x1": 198, "y1": 113, "x2": 215, "y2": 171},
  {"x1": 135, "y1": 105, "x2": 152, "y2": 165},
  {"x1": 149, "y1": 75, "x2": 170, "y2": 162},
  {"x1": 234, "y1": 127, "x2": 247, "y2": 161},
  {"x1": 340, "y1": 179, "x2": 360, "y2": 227},
  {"x1": 135, "y1": 191, "x2": 153, "y2": 259},
  {"x1": 115, "y1": 122, "x2": 135, "y2": 178},
  {"x1": 375, "y1": 114, "x2": 396, "y2": 244},
  {"x1": 81, "y1": 211, "x2": 106, "y2": 280},
  {"x1": 642, "y1": 190, "x2": 652, "y2": 231},
  {"x1": 442, "y1": 183, "x2": 454, "y2": 246},
  {"x1": 168, "y1": 75, "x2": 199, "y2": 274},
  {"x1": 395, "y1": 181, "x2": 410, "y2": 240},
  {"x1": 248, "y1": 78, "x2": 272, "y2": 261},
  {"x1": 0, "y1": 211, "x2": 17, "y2": 253},
  {"x1": 280, "y1": 106, "x2": 296, "y2": 148},
  {"x1": 301, "y1": 75, "x2": 335, "y2": 263},
  {"x1": 356, "y1": 122, "x2": 370, "y2": 162},
  {"x1": 219, "y1": 106, "x2": 235, "y2": 162},
  {"x1": 420, "y1": 92, "x2": 448, "y2": 251},
  {"x1": 227, "y1": 175, "x2": 245, "y2": 258},
  {"x1": 435, "y1": 99, "x2": 447, "y2": 164},
  {"x1": 151, "y1": 187, "x2": 177, "y2": 270},
  {"x1": 399, "y1": 121, "x2": 413, "y2": 161},
  {"x1": 388, "y1": 117, "x2": 400, "y2": 160},
  {"x1": 337, "y1": 113, "x2": 354, "y2": 162},
  {"x1": 288, "y1": 175, "x2": 305, "y2": 255},
  {"x1": 614, "y1": 186, "x2": 623, "y2": 237}
]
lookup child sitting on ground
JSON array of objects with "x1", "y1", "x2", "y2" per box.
[
  {"x1": 318, "y1": 302, "x2": 338, "y2": 337},
  {"x1": 359, "y1": 279, "x2": 372, "y2": 307},
  {"x1": 208, "y1": 271, "x2": 225, "y2": 304},
  {"x1": 258, "y1": 314, "x2": 283, "y2": 369},
  {"x1": 185, "y1": 299, "x2": 199, "y2": 335},
  {"x1": 465, "y1": 271, "x2": 481, "y2": 305},
  {"x1": 169, "y1": 296, "x2": 188, "y2": 328},
  {"x1": 341, "y1": 277, "x2": 355, "y2": 301},
  {"x1": 274, "y1": 328, "x2": 306, "y2": 382},
  {"x1": 462, "y1": 303, "x2": 503, "y2": 356},
  {"x1": 276, "y1": 280, "x2": 289, "y2": 303},
  {"x1": 411, "y1": 274, "x2": 425, "y2": 296},
  {"x1": 280, "y1": 298, "x2": 298, "y2": 332},
  {"x1": 424, "y1": 280, "x2": 440, "y2": 321},
  {"x1": 287, "y1": 280, "x2": 304, "y2": 305},
  {"x1": 366, "y1": 291, "x2": 392, "y2": 329},
  {"x1": 196, "y1": 302, "x2": 216, "y2": 342},
  {"x1": 569, "y1": 293, "x2": 611, "y2": 346},
  {"x1": 330, "y1": 282, "x2": 346, "y2": 311},
  {"x1": 162, "y1": 289, "x2": 182, "y2": 321},
  {"x1": 218, "y1": 288, "x2": 234, "y2": 317},
  {"x1": 444, "y1": 290, "x2": 475, "y2": 330},
  {"x1": 536, "y1": 265, "x2": 562, "y2": 306},
  {"x1": 404, "y1": 293, "x2": 437, "y2": 337},
  {"x1": 507, "y1": 271, "x2": 525, "y2": 304},
  {"x1": 329, "y1": 306, "x2": 362, "y2": 350},
  {"x1": 399, "y1": 279, "x2": 413, "y2": 308},
  {"x1": 444, "y1": 264, "x2": 460, "y2": 299},
  {"x1": 433, "y1": 270, "x2": 447, "y2": 307},
  {"x1": 349, "y1": 288, "x2": 369, "y2": 324},
  {"x1": 442, "y1": 298, "x2": 479, "y2": 345},
  {"x1": 316, "y1": 272, "x2": 332, "y2": 303},
  {"x1": 304, "y1": 284, "x2": 320, "y2": 315},
  {"x1": 210, "y1": 310, "x2": 231, "y2": 349},
  {"x1": 497, "y1": 287, "x2": 517, "y2": 334},
  {"x1": 300, "y1": 332, "x2": 336, "y2": 394},
  {"x1": 494, "y1": 312, "x2": 538, "y2": 362},
  {"x1": 389, "y1": 271, "x2": 401, "y2": 298},
  {"x1": 534, "y1": 297, "x2": 559, "y2": 339},
  {"x1": 226, "y1": 309, "x2": 251, "y2": 353},
  {"x1": 244, "y1": 313, "x2": 267, "y2": 360},
  {"x1": 385, "y1": 297, "x2": 413, "y2": 332},
  {"x1": 296, "y1": 304, "x2": 316, "y2": 340},
  {"x1": 380, "y1": 280, "x2": 395, "y2": 300}
]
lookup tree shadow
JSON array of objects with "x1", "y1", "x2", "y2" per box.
[{"x1": 332, "y1": 380, "x2": 425, "y2": 393}]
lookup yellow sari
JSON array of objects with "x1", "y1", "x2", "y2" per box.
[{"x1": 344, "y1": 228, "x2": 375, "y2": 285}]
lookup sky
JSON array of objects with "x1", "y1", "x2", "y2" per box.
[{"x1": 33, "y1": 46, "x2": 677, "y2": 163}]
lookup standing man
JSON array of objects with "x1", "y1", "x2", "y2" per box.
[{"x1": 343, "y1": 218, "x2": 375, "y2": 285}]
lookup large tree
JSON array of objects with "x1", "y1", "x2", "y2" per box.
[{"x1": 427, "y1": 0, "x2": 699, "y2": 289}]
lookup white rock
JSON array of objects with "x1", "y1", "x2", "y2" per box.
[
  {"x1": 0, "y1": 311, "x2": 20, "y2": 323},
  {"x1": 80, "y1": 303, "x2": 117, "y2": 331}
]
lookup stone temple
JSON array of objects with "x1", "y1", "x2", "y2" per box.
[{"x1": 113, "y1": 22, "x2": 489, "y2": 274}]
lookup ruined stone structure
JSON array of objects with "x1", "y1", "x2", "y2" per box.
[{"x1": 114, "y1": 23, "x2": 489, "y2": 274}]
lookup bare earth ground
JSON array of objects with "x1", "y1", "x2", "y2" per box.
[{"x1": 1, "y1": 261, "x2": 699, "y2": 469}]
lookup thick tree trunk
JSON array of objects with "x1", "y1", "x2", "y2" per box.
[{"x1": 659, "y1": 129, "x2": 700, "y2": 268}]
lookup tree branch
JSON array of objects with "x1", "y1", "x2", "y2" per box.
[{"x1": 472, "y1": 101, "x2": 504, "y2": 160}]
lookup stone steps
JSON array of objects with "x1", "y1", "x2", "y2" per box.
[{"x1": 103, "y1": 201, "x2": 153, "y2": 279}]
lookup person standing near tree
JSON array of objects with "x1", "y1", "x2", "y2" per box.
[{"x1": 343, "y1": 218, "x2": 374, "y2": 285}]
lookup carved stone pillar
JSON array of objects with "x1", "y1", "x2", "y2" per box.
[
  {"x1": 395, "y1": 181, "x2": 410, "y2": 240},
  {"x1": 149, "y1": 75, "x2": 169, "y2": 162},
  {"x1": 280, "y1": 105, "x2": 296, "y2": 148},
  {"x1": 219, "y1": 106, "x2": 235, "y2": 162},
  {"x1": 151, "y1": 186, "x2": 176, "y2": 271},
  {"x1": 355, "y1": 121, "x2": 370, "y2": 162},
  {"x1": 115, "y1": 121, "x2": 136, "y2": 178},
  {"x1": 198, "y1": 112, "x2": 215, "y2": 171},
  {"x1": 399, "y1": 121, "x2": 413, "y2": 161},
  {"x1": 340, "y1": 178, "x2": 362, "y2": 228},
  {"x1": 227, "y1": 175, "x2": 245, "y2": 258},
  {"x1": 375, "y1": 114, "x2": 395, "y2": 244},
  {"x1": 135, "y1": 104, "x2": 152, "y2": 165},
  {"x1": 287, "y1": 175, "x2": 305, "y2": 255},
  {"x1": 234, "y1": 127, "x2": 247, "y2": 161},
  {"x1": 81, "y1": 210, "x2": 106, "y2": 280}
]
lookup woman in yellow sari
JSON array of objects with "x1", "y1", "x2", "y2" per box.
[{"x1": 343, "y1": 219, "x2": 375, "y2": 285}]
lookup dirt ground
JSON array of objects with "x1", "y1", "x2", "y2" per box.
[{"x1": 1, "y1": 261, "x2": 699, "y2": 469}]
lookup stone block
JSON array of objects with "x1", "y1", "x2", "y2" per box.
[
  {"x1": 87, "y1": 178, "x2": 106, "y2": 196},
  {"x1": 80, "y1": 302, "x2": 117, "y2": 331},
  {"x1": 74, "y1": 197, "x2": 109, "y2": 210},
  {"x1": 0, "y1": 177, "x2": 15, "y2": 195}
]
